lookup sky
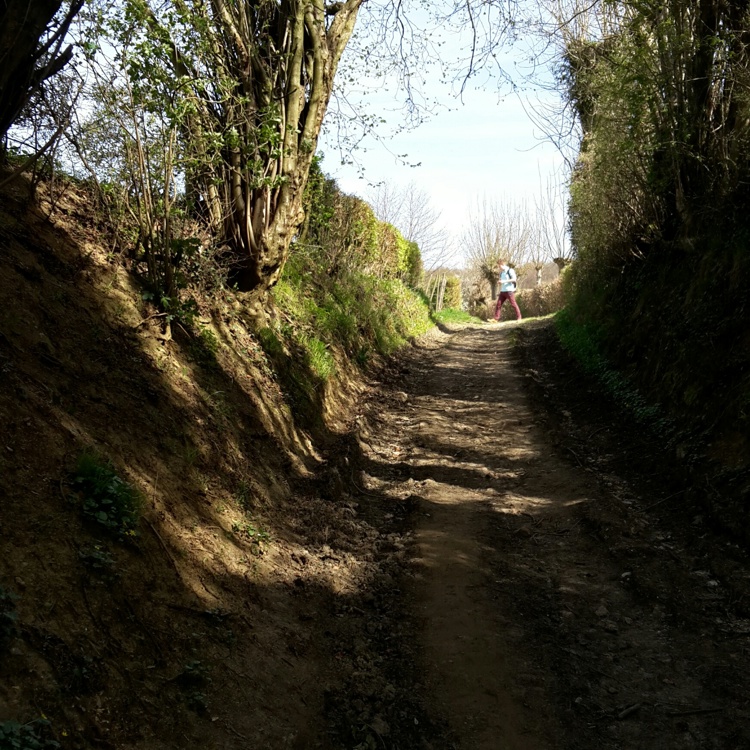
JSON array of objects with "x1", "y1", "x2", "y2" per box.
[{"x1": 318, "y1": 39, "x2": 573, "y2": 264}]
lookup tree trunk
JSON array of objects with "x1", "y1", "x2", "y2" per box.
[
  {"x1": 0, "y1": 0, "x2": 79, "y2": 142},
  {"x1": 436, "y1": 274, "x2": 447, "y2": 312}
]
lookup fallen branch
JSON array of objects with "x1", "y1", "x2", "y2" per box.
[
  {"x1": 566, "y1": 446, "x2": 585, "y2": 467},
  {"x1": 146, "y1": 519, "x2": 182, "y2": 580},
  {"x1": 617, "y1": 703, "x2": 642, "y2": 720},
  {"x1": 643, "y1": 489, "x2": 685, "y2": 511},
  {"x1": 223, "y1": 722, "x2": 248, "y2": 740},
  {"x1": 133, "y1": 312, "x2": 169, "y2": 328},
  {"x1": 586, "y1": 426, "x2": 607, "y2": 440}
]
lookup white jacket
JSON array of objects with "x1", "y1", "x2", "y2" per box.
[{"x1": 499, "y1": 267, "x2": 517, "y2": 293}]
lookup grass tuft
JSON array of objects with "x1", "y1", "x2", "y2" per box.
[
  {"x1": 434, "y1": 308, "x2": 482, "y2": 325},
  {"x1": 265, "y1": 261, "x2": 434, "y2": 420},
  {"x1": 0, "y1": 719, "x2": 60, "y2": 749}
]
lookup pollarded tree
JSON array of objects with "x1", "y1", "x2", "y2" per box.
[
  {"x1": 463, "y1": 197, "x2": 533, "y2": 300},
  {"x1": 117, "y1": 0, "x2": 366, "y2": 314}
]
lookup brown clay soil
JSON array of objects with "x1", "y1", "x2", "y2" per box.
[{"x1": 2, "y1": 178, "x2": 750, "y2": 749}]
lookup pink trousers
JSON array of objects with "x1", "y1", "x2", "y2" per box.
[{"x1": 494, "y1": 292, "x2": 522, "y2": 321}]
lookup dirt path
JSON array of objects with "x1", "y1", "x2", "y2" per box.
[
  {"x1": 351, "y1": 321, "x2": 750, "y2": 750},
  {"x1": 8, "y1": 178, "x2": 749, "y2": 749}
]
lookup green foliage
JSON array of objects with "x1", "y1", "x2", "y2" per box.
[
  {"x1": 176, "y1": 660, "x2": 211, "y2": 714},
  {"x1": 78, "y1": 60, "x2": 208, "y2": 306},
  {"x1": 301, "y1": 336, "x2": 335, "y2": 381},
  {"x1": 200, "y1": 326, "x2": 219, "y2": 352},
  {"x1": 141, "y1": 293, "x2": 200, "y2": 328},
  {"x1": 0, "y1": 720, "x2": 60, "y2": 750},
  {"x1": 231, "y1": 521, "x2": 271, "y2": 555},
  {"x1": 560, "y1": 3, "x2": 750, "y2": 465},
  {"x1": 274, "y1": 251, "x2": 432, "y2": 359},
  {"x1": 0, "y1": 587, "x2": 19, "y2": 645},
  {"x1": 301, "y1": 156, "x2": 338, "y2": 244},
  {"x1": 234, "y1": 481, "x2": 254, "y2": 511},
  {"x1": 424, "y1": 273, "x2": 463, "y2": 312},
  {"x1": 303, "y1": 192, "x2": 383, "y2": 275},
  {"x1": 188, "y1": 326, "x2": 220, "y2": 367},
  {"x1": 72, "y1": 452, "x2": 141, "y2": 540},
  {"x1": 398, "y1": 238, "x2": 423, "y2": 287},
  {"x1": 99, "y1": 0, "x2": 366, "y2": 299},
  {"x1": 255, "y1": 317, "x2": 322, "y2": 421},
  {"x1": 265, "y1": 251, "x2": 432, "y2": 426},
  {"x1": 516, "y1": 277, "x2": 565, "y2": 319},
  {"x1": 348, "y1": 275, "x2": 433, "y2": 354},
  {"x1": 555, "y1": 309, "x2": 673, "y2": 438},
  {"x1": 433, "y1": 308, "x2": 481, "y2": 325},
  {"x1": 256, "y1": 327, "x2": 284, "y2": 359},
  {"x1": 299, "y1": 158, "x2": 423, "y2": 284},
  {"x1": 441, "y1": 276, "x2": 462, "y2": 310}
]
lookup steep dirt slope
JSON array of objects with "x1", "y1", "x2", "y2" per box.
[{"x1": 0, "y1": 178, "x2": 429, "y2": 748}]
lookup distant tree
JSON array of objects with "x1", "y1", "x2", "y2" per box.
[
  {"x1": 524, "y1": 220, "x2": 548, "y2": 287},
  {"x1": 463, "y1": 197, "x2": 532, "y2": 300},
  {"x1": 369, "y1": 180, "x2": 452, "y2": 270},
  {"x1": 532, "y1": 172, "x2": 572, "y2": 279}
]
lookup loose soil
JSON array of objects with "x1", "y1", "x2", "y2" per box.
[
  {"x1": 2, "y1": 178, "x2": 750, "y2": 749},
  {"x1": 349, "y1": 320, "x2": 750, "y2": 749}
]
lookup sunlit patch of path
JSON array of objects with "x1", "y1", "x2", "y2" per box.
[{"x1": 364, "y1": 324, "x2": 586, "y2": 748}]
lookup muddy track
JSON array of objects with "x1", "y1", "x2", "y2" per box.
[{"x1": 345, "y1": 320, "x2": 750, "y2": 750}]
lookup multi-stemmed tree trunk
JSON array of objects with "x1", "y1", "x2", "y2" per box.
[{"x1": 126, "y1": 0, "x2": 364, "y2": 312}]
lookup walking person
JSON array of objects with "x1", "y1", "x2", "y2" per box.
[{"x1": 493, "y1": 259, "x2": 522, "y2": 322}]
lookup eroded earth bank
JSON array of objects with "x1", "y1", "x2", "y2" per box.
[{"x1": 345, "y1": 320, "x2": 750, "y2": 750}]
